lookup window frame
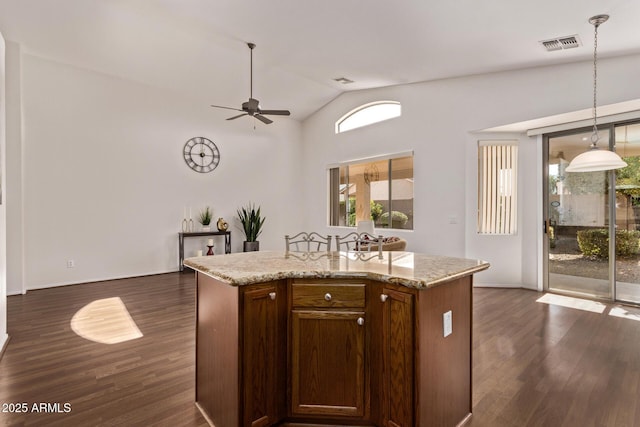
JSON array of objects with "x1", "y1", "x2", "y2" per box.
[
  {"x1": 335, "y1": 101, "x2": 401, "y2": 134},
  {"x1": 327, "y1": 151, "x2": 414, "y2": 230}
]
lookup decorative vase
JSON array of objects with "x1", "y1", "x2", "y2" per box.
[
  {"x1": 243, "y1": 241, "x2": 259, "y2": 252},
  {"x1": 217, "y1": 218, "x2": 228, "y2": 232}
]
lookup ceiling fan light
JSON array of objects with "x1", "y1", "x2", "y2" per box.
[{"x1": 565, "y1": 147, "x2": 628, "y2": 172}]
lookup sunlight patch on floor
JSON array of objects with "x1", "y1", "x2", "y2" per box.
[
  {"x1": 609, "y1": 306, "x2": 640, "y2": 322},
  {"x1": 71, "y1": 297, "x2": 143, "y2": 344},
  {"x1": 536, "y1": 293, "x2": 607, "y2": 313}
]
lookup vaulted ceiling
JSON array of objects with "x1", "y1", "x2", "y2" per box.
[{"x1": 1, "y1": 0, "x2": 639, "y2": 121}]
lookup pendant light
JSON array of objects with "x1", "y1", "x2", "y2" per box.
[{"x1": 565, "y1": 15, "x2": 627, "y2": 172}]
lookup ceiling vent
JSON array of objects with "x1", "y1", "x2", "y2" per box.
[
  {"x1": 334, "y1": 77, "x2": 354, "y2": 84},
  {"x1": 540, "y1": 35, "x2": 581, "y2": 52}
]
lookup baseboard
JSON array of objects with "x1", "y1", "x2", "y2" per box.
[
  {"x1": 473, "y1": 282, "x2": 522, "y2": 288},
  {"x1": 0, "y1": 334, "x2": 10, "y2": 361},
  {"x1": 194, "y1": 402, "x2": 215, "y2": 427},
  {"x1": 23, "y1": 269, "x2": 180, "y2": 293},
  {"x1": 457, "y1": 413, "x2": 473, "y2": 426}
]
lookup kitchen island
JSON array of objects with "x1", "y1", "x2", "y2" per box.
[{"x1": 185, "y1": 251, "x2": 489, "y2": 427}]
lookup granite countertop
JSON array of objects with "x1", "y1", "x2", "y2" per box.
[{"x1": 183, "y1": 251, "x2": 490, "y2": 289}]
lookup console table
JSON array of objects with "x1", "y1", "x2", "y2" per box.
[{"x1": 178, "y1": 231, "x2": 231, "y2": 271}]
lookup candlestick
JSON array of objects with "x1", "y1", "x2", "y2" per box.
[{"x1": 206, "y1": 245, "x2": 214, "y2": 256}]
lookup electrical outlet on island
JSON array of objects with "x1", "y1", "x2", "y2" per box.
[{"x1": 443, "y1": 310, "x2": 452, "y2": 337}]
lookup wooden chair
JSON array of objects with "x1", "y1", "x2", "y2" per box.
[{"x1": 285, "y1": 232, "x2": 332, "y2": 252}]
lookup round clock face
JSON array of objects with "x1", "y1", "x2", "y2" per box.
[{"x1": 183, "y1": 137, "x2": 220, "y2": 173}]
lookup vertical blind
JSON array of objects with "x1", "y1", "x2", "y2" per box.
[{"x1": 478, "y1": 142, "x2": 518, "y2": 235}]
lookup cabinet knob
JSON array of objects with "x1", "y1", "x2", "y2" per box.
[
  {"x1": 380, "y1": 294, "x2": 388, "y2": 303},
  {"x1": 269, "y1": 292, "x2": 276, "y2": 300},
  {"x1": 357, "y1": 317, "x2": 365, "y2": 326},
  {"x1": 324, "y1": 293, "x2": 332, "y2": 301}
]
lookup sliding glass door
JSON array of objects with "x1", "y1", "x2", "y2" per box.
[
  {"x1": 614, "y1": 122, "x2": 640, "y2": 304},
  {"x1": 545, "y1": 128, "x2": 613, "y2": 299},
  {"x1": 544, "y1": 121, "x2": 640, "y2": 304}
]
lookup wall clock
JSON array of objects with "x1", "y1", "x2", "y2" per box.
[{"x1": 183, "y1": 137, "x2": 220, "y2": 173}]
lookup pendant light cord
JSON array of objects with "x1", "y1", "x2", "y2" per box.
[{"x1": 591, "y1": 21, "x2": 600, "y2": 147}]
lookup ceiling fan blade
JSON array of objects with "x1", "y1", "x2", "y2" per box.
[
  {"x1": 259, "y1": 109, "x2": 291, "y2": 116},
  {"x1": 211, "y1": 104, "x2": 244, "y2": 112},
  {"x1": 227, "y1": 113, "x2": 248, "y2": 121},
  {"x1": 254, "y1": 114, "x2": 273, "y2": 124}
]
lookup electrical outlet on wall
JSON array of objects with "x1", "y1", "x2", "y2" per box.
[
  {"x1": 67, "y1": 259, "x2": 75, "y2": 268},
  {"x1": 443, "y1": 310, "x2": 452, "y2": 337}
]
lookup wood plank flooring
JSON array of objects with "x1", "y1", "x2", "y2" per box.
[
  {"x1": 468, "y1": 288, "x2": 640, "y2": 427},
  {"x1": 1, "y1": 276, "x2": 640, "y2": 426},
  {"x1": 0, "y1": 273, "x2": 207, "y2": 427}
]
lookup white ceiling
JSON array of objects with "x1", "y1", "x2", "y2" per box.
[{"x1": 1, "y1": 0, "x2": 640, "y2": 121}]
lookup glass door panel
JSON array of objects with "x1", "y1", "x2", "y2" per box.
[
  {"x1": 614, "y1": 123, "x2": 640, "y2": 304},
  {"x1": 547, "y1": 130, "x2": 612, "y2": 299}
]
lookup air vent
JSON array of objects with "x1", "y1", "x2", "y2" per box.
[
  {"x1": 540, "y1": 35, "x2": 581, "y2": 52},
  {"x1": 334, "y1": 77, "x2": 354, "y2": 84}
]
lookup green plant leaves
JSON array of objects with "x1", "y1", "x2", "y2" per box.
[
  {"x1": 237, "y1": 203, "x2": 266, "y2": 242},
  {"x1": 198, "y1": 206, "x2": 212, "y2": 225}
]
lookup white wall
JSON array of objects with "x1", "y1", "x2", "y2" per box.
[
  {"x1": 5, "y1": 40, "x2": 23, "y2": 294},
  {"x1": 302, "y1": 53, "x2": 640, "y2": 289},
  {"x1": 0, "y1": 31, "x2": 8, "y2": 348},
  {"x1": 8, "y1": 48, "x2": 640, "y2": 294},
  {"x1": 12, "y1": 53, "x2": 302, "y2": 292}
]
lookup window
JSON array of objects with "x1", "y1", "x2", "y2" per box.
[
  {"x1": 329, "y1": 153, "x2": 413, "y2": 230},
  {"x1": 478, "y1": 141, "x2": 518, "y2": 234},
  {"x1": 335, "y1": 101, "x2": 401, "y2": 133}
]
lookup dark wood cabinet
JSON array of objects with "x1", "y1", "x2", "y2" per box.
[
  {"x1": 241, "y1": 284, "x2": 286, "y2": 427},
  {"x1": 290, "y1": 281, "x2": 367, "y2": 419},
  {"x1": 290, "y1": 310, "x2": 365, "y2": 417},
  {"x1": 195, "y1": 275, "x2": 286, "y2": 427},
  {"x1": 380, "y1": 287, "x2": 415, "y2": 427},
  {"x1": 195, "y1": 273, "x2": 473, "y2": 427}
]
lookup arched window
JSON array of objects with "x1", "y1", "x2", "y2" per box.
[{"x1": 335, "y1": 101, "x2": 401, "y2": 133}]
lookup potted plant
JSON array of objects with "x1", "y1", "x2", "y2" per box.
[
  {"x1": 198, "y1": 206, "x2": 213, "y2": 231},
  {"x1": 237, "y1": 203, "x2": 266, "y2": 252}
]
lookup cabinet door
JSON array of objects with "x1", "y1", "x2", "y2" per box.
[
  {"x1": 291, "y1": 310, "x2": 366, "y2": 418},
  {"x1": 381, "y1": 288, "x2": 414, "y2": 427},
  {"x1": 242, "y1": 285, "x2": 281, "y2": 427}
]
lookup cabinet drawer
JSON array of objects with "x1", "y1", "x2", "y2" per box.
[{"x1": 292, "y1": 283, "x2": 365, "y2": 308}]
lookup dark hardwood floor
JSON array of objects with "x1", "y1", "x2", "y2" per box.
[
  {"x1": 469, "y1": 288, "x2": 640, "y2": 427},
  {"x1": 1, "y1": 276, "x2": 640, "y2": 426},
  {"x1": 0, "y1": 273, "x2": 208, "y2": 427}
]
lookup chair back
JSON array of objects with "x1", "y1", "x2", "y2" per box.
[
  {"x1": 334, "y1": 232, "x2": 384, "y2": 257},
  {"x1": 285, "y1": 232, "x2": 332, "y2": 252}
]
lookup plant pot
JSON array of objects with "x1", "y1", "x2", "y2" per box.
[
  {"x1": 243, "y1": 241, "x2": 260, "y2": 252},
  {"x1": 202, "y1": 225, "x2": 211, "y2": 231}
]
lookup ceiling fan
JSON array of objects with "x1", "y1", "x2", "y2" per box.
[{"x1": 211, "y1": 42, "x2": 291, "y2": 124}]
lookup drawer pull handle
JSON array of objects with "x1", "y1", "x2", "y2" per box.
[
  {"x1": 357, "y1": 317, "x2": 365, "y2": 326},
  {"x1": 269, "y1": 292, "x2": 276, "y2": 300},
  {"x1": 380, "y1": 294, "x2": 388, "y2": 303},
  {"x1": 324, "y1": 293, "x2": 332, "y2": 301}
]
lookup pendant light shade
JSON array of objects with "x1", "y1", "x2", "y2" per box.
[
  {"x1": 564, "y1": 146, "x2": 628, "y2": 172},
  {"x1": 566, "y1": 14, "x2": 628, "y2": 173}
]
